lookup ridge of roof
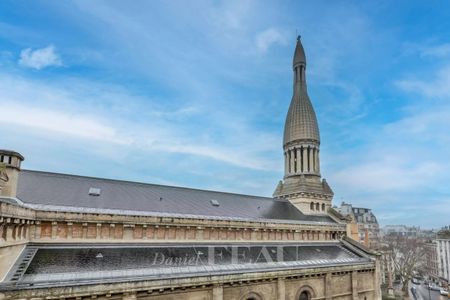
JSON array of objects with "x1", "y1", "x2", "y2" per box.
[{"x1": 17, "y1": 202, "x2": 336, "y2": 225}]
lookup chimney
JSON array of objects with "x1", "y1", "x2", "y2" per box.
[{"x1": 0, "y1": 150, "x2": 24, "y2": 198}]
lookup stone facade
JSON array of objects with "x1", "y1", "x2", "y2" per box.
[
  {"x1": 336, "y1": 203, "x2": 380, "y2": 249},
  {"x1": 0, "y1": 263, "x2": 379, "y2": 299},
  {"x1": 424, "y1": 242, "x2": 439, "y2": 283},
  {"x1": 0, "y1": 196, "x2": 380, "y2": 300},
  {"x1": 0, "y1": 201, "x2": 346, "y2": 245},
  {"x1": 437, "y1": 229, "x2": 450, "y2": 283}
]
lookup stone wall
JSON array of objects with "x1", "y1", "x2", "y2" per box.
[
  {"x1": 0, "y1": 264, "x2": 378, "y2": 300},
  {"x1": 0, "y1": 201, "x2": 346, "y2": 247},
  {"x1": 0, "y1": 243, "x2": 25, "y2": 282},
  {"x1": 30, "y1": 220, "x2": 343, "y2": 243}
]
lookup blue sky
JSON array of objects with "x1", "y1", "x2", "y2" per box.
[{"x1": 1, "y1": 1, "x2": 450, "y2": 228}]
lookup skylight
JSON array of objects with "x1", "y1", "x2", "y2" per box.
[{"x1": 88, "y1": 187, "x2": 101, "y2": 196}]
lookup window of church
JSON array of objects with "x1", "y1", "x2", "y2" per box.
[
  {"x1": 301, "y1": 147, "x2": 304, "y2": 172},
  {"x1": 310, "y1": 202, "x2": 314, "y2": 210},
  {"x1": 242, "y1": 292, "x2": 262, "y2": 300},
  {"x1": 299, "y1": 291, "x2": 311, "y2": 300},
  {"x1": 322, "y1": 203, "x2": 325, "y2": 211},
  {"x1": 312, "y1": 148, "x2": 316, "y2": 171},
  {"x1": 307, "y1": 147, "x2": 311, "y2": 172},
  {"x1": 288, "y1": 151, "x2": 292, "y2": 173},
  {"x1": 294, "y1": 148, "x2": 297, "y2": 173},
  {"x1": 316, "y1": 202, "x2": 319, "y2": 211}
]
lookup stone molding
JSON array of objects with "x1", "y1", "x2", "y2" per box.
[{"x1": 0, "y1": 201, "x2": 346, "y2": 246}]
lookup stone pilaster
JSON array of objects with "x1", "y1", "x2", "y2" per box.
[
  {"x1": 34, "y1": 221, "x2": 41, "y2": 239},
  {"x1": 374, "y1": 259, "x2": 382, "y2": 300},
  {"x1": 96, "y1": 223, "x2": 102, "y2": 240},
  {"x1": 109, "y1": 223, "x2": 115, "y2": 239},
  {"x1": 309, "y1": 147, "x2": 314, "y2": 173},
  {"x1": 52, "y1": 222, "x2": 58, "y2": 239},
  {"x1": 122, "y1": 292, "x2": 136, "y2": 300},
  {"x1": 82, "y1": 223, "x2": 88, "y2": 239},
  {"x1": 325, "y1": 273, "x2": 332, "y2": 300},
  {"x1": 277, "y1": 278, "x2": 285, "y2": 300},
  {"x1": 352, "y1": 271, "x2": 359, "y2": 300},
  {"x1": 6, "y1": 224, "x2": 14, "y2": 241},
  {"x1": 212, "y1": 285, "x2": 223, "y2": 300},
  {"x1": 290, "y1": 149, "x2": 295, "y2": 175},
  {"x1": 316, "y1": 149, "x2": 320, "y2": 173},
  {"x1": 302, "y1": 147, "x2": 308, "y2": 172},
  {"x1": 296, "y1": 148, "x2": 301, "y2": 174},
  {"x1": 67, "y1": 222, "x2": 73, "y2": 239},
  {"x1": 142, "y1": 224, "x2": 148, "y2": 240},
  {"x1": 284, "y1": 152, "x2": 288, "y2": 175},
  {"x1": 197, "y1": 226, "x2": 204, "y2": 240},
  {"x1": 123, "y1": 224, "x2": 134, "y2": 240}
]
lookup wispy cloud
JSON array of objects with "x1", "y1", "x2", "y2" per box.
[
  {"x1": 0, "y1": 72, "x2": 278, "y2": 172},
  {"x1": 1, "y1": 102, "x2": 129, "y2": 144},
  {"x1": 255, "y1": 28, "x2": 287, "y2": 53},
  {"x1": 421, "y1": 43, "x2": 450, "y2": 58},
  {"x1": 396, "y1": 65, "x2": 450, "y2": 98},
  {"x1": 18, "y1": 45, "x2": 62, "y2": 70},
  {"x1": 328, "y1": 54, "x2": 450, "y2": 227},
  {"x1": 333, "y1": 159, "x2": 442, "y2": 193}
]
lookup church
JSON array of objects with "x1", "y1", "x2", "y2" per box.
[{"x1": 0, "y1": 38, "x2": 381, "y2": 300}]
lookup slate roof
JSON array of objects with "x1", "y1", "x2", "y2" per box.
[
  {"x1": 0, "y1": 242, "x2": 372, "y2": 289},
  {"x1": 15, "y1": 170, "x2": 335, "y2": 224}
]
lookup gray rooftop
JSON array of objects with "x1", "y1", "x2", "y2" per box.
[
  {"x1": 15, "y1": 170, "x2": 335, "y2": 224},
  {"x1": 1, "y1": 242, "x2": 372, "y2": 289}
]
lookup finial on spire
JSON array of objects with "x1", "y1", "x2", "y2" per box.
[{"x1": 293, "y1": 35, "x2": 306, "y2": 66}]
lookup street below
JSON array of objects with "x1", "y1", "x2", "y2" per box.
[{"x1": 409, "y1": 281, "x2": 447, "y2": 300}]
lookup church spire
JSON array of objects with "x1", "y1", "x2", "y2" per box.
[
  {"x1": 283, "y1": 37, "x2": 320, "y2": 178},
  {"x1": 273, "y1": 37, "x2": 333, "y2": 215}
]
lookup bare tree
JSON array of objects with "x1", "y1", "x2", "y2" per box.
[{"x1": 384, "y1": 233, "x2": 426, "y2": 292}]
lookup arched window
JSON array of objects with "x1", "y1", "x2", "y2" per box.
[
  {"x1": 315, "y1": 202, "x2": 319, "y2": 211},
  {"x1": 241, "y1": 292, "x2": 263, "y2": 300},
  {"x1": 294, "y1": 148, "x2": 297, "y2": 173},
  {"x1": 296, "y1": 286, "x2": 314, "y2": 300},
  {"x1": 310, "y1": 202, "x2": 314, "y2": 210},
  {"x1": 288, "y1": 151, "x2": 292, "y2": 173},
  {"x1": 299, "y1": 291, "x2": 311, "y2": 300},
  {"x1": 322, "y1": 203, "x2": 325, "y2": 211}
]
